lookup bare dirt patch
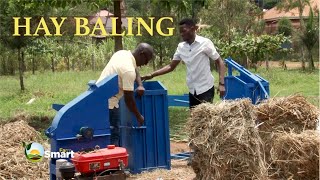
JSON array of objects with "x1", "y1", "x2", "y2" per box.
[
  {"x1": 128, "y1": 160, "x2": 195, "y2": 180},
  {"x1": 170, "y1": 141, "x2": 190, "y2": 154},
  {"x1": 260, "y1": 61, "x2": 320, "y2": 69}
]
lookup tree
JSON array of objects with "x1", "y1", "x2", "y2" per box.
[
  {"x1": 277, "y1": 0, "x2": 311, "y2": 32},
  {"x1": 127, "y1": 0, "x2": 208, "y2": 69},
  {"x1": 113, "y1": 0, "x2": 123, "y2": 51},
  {"x1": 300, "y1": 8, "x2": 318, "y2": 70},
  {"x1": 277, "y1": 17, "x2": 293, "y2": 36},
  {"x1": 198, "y1": 0, "x2": 262, "y2": 44},
  {"x1": 0, "y1": 0, "x2": 48, "y2": 90},
  {"x1": 253, "y1": 19, "x2": 266, "y2": 35},
  {"x1": 0, "y1": 0, "x2": 111, "y2": 90},
  {"x1": 277, "y1": 0, "x2": 312, "y2": 70}
]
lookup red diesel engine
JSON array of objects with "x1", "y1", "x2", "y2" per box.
[{"x1": 56, "y1": 145, "x2": 129, "y2": 179}]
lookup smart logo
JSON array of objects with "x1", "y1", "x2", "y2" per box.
[
  {"x1": 23, "y1": 142, "x2": 44, "y2": 162},
  {"x1": 23, "y1": 142, "x2": 74, "y2": 162}
]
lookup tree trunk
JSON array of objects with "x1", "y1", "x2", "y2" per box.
[
  {"x1": 18, "y1": 48, "x2": 25, "y2": 91},
  {"x1": 266, "y1": 54, "x2": 269, "y2": 71},
  {"x1": 71, "y1": 59, "x2": 75, "y2": 71},
  {"x1": 308, "y1": 49, "x2": 315, "y2": 70},
  {"x1": 114, "y1": 0, "x2": 123, "y2": 51},
  {"x1": 301, "y1": 47, "x2": 306, "y2": 71},
  {"x1": 1, "y1": 56, "x2": 7, "y2": 75},
  {"x1": 192, "y1": 0, "x2": 195, "y2": 19},
  {"x1": 32, "y1": 55, "x2": 35, "y2": 74},
  {"x1": 298, "y1": 4, "x2": 306, "y2": 71},
  {"x1": 51, "y1": 56, "x2": 55, "y2": 72},
  {"x1": 159, "y1": 43, "x2": 163, "y2": 68},
  {"x1": 22, "y1": 51, "x2": 26, "y2": 72},
  {"x1": 298, "y1": 7, "x2": 306, "y2": 33},
  {"x1": 66, "y1": 56, "x2": 70, "y2": 71},
  {"x1": 91, "y1": 54, "x2": 95, "y2": 71},
  {"x1": 9, "y1": 55, "x2": 15, "y2": 75}
]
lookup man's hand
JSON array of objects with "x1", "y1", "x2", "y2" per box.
[
  {"x1": 141, "y1": 74, "x2": 153, "y2": 81},
  {"x1": 217, "y1": 84, "x2": 225, "y2": 98},
  {"x1": 137, "y1": 114, "x2": 144, "y2": 126},
  {"x1": 135, "y1": 85, "x2": 145, "y2": 97}
]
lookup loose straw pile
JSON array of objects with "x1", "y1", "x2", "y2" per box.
[{"x1": 0, "y1": 118, "x2": 49, "y2": 180}]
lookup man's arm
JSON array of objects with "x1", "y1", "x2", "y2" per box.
[
  {"x1": 135, "y1": 69, "x2": 145, "y2": 96},
  {"x1": 215, "y1": 56, "x2": 226, "y2": 98},
  {"x1": 204, "y1": 39, "x2": 226, "y2": 98},
  {"x1": 123, "y1": 90, "x2": 144, "y2": 126},
  {"x1": 122, "y1": 71, "x2": 144, "y2": 126},
  {"x1": 135, "y1": 68, "x2": 143, "y2": 86},
  {"x1": 142, "y1": 60, "x2": 181, "y2": 80}
]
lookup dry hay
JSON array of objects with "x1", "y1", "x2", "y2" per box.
[
  {"x1": 270, "y1": 130, "x2": 320, "y2": 180},
  {"x1": 0, "y1": 118, "x2": 49, "y2": 179},
  {"x1": 186, "y1": 99, "x2": 268, "y2": 180},
  {"x1": 255, "y1": 95, "x2": 319, "y2": 133},
  {"x1": 128, "y1": 160, "x2": 195, "y2": 180},
  {"x1": 255, "y1": 95, "x2": 319, "y2": 164}
]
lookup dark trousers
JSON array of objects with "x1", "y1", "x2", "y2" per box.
[
  {"x1": 189, "y1": 86, "x2": 214, "y2": 109},
  {"x1": 109, "y1": 107, "x2": 120, "y2": 146}
]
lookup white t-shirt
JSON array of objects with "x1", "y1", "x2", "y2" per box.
[
  {"x1": 173, "y1": 35, "x2": 220, "y2": 95},
  {"x1": 96, "y1": 50, "x2": 137, "y2": 109}
]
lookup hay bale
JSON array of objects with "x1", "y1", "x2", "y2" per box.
[
  {"x1": 270, "y1": 130, "x2": 320, "y2": 180},
  {"x1": 186, "y1": 99, "x2": 268, "y2": 180},
  {"x1": 255, "y1": 95, "x2": 319, "y2": 133},
  {"x1": 0, "y1": 120, "x2": 49, "y2": 179},
  {"x1": 255, "y1": 95, "x2": 319, "y2": 164}
]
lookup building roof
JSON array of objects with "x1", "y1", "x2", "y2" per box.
[
  {"x1": 89, "y1": 9, "x2": 129, "y2": 37},
  {"x1": 263, "y1": 0, "x2": 319, "y2": 21},
  {"x1": 89, "y1": 10, "x2": 114, "y2": 24}
]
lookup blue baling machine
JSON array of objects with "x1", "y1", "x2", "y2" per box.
[
  {"x1": 46, "y1": 74, "x2": 171, "y2": 179},
  {"x1": 45, "y1": 75, "x2": 118, "y2": 179},
  {"x1": 224, "y1": 58, "x2": 270, "y2": 104}
]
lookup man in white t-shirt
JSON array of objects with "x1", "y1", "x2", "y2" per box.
[
  {"x1": 142, "y1": 18, "x2": 226, "y2": 108},
  {"x1": 96, "y1": 43, "x2": 154, "y2": 146}
]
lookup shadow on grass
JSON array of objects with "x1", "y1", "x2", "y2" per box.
[{"x1": 169, "y1": 107, "x2": 190, "y2": 141}]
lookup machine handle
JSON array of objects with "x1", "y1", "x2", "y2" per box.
[
  {"x1": 257, "y1": 81, "x2": 269, "y2": 99},
  {"x1": 87, "y1": 80, "x2": 97, "y2": 91},
  {"x1": 45, "y1": 126, "x2": 56, "y2": 138},
  {"x1": 119, "y1": 125, "x2": 147, "y2": 129}
]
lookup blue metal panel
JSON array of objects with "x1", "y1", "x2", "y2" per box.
[
  {"x1": 120, "y1": 81, "x2": 171, "y2": 174},
  {"x1": 171, "y1": 152, "x2": 192, "y2": 160},
  {"x1": 46, "y1": 74, "x2": 119, "y2": 180},
  {"x1": 224, "y1": 58, "x2": 270, "y2": 104},
  {"x1": 168, "y1": 95, "x2": 189, "y2": 107}
]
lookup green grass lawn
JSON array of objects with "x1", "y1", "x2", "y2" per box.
[{"x1": 0, "y1": 65, "x2": 319, "y2": 139}]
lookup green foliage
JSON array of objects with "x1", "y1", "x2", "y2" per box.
[
  {"x1": 28, "y1": 37, "x2": 115, "y2": 71},
  {"x1": 30, "y1": 0, "x2": 112, "y2": 11},
  {"x1": 263, "y1": 0, "x2": 280, "y2": 9},
  {"x1": 198, "y1": 0, "x2": 262, "y2": 42},
  {"x1": 277, "y1": 17, "x2": 293, "y2": 36},
  {"x1": 252, "y1": 19, "x2": 266, "y2": 35},
  {"x1": 203, "y1": 32, "x2": 291, "y2": 66}
]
